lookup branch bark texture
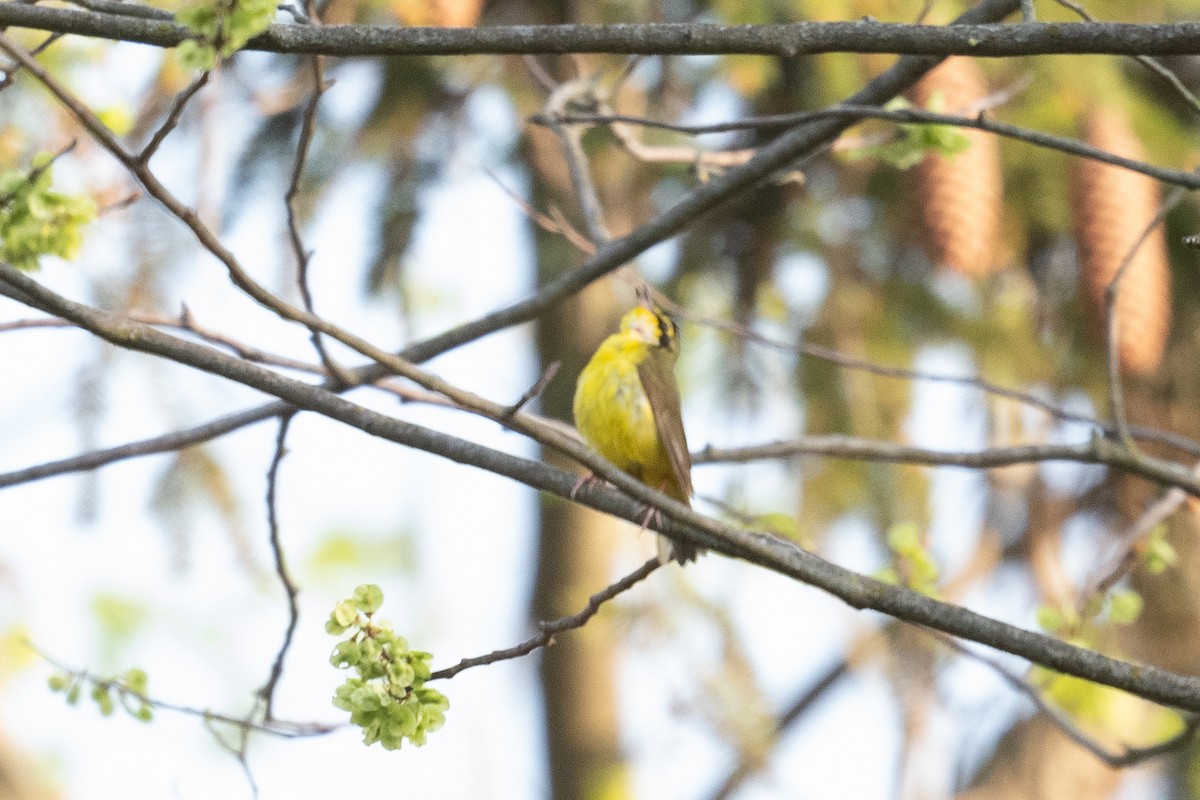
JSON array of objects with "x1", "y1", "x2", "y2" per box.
[{"x1": 3, "y1": 5, "x2": 1200, "y2": 58}]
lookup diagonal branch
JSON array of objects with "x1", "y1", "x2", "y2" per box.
[{"x1": 7, "y1": 262, "x2": 1200, "y2": 713}]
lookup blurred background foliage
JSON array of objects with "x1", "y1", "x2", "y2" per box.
[{"x1": 5, "y1": 0, "x2": 1200, "y2": 797}]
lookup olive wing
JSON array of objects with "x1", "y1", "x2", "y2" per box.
[{"x1": 637, "y1": 352, "x2": 692, "y2": 502}]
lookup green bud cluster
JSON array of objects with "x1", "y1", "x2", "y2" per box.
[
  {"x1": 175, "y1": 0, "x2": 278, "y2": 71},
  {"x1": 0, "y1": 153, "x2": 96, "y2": 272},
  {"x1": 47, "y1": 666, "x2": 153, "y2": 722},
  {"x1": 327, "y1": 584, "x2": 449, "y2": 750}
]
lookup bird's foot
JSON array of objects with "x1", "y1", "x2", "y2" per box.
[{"x1": 570, "y1": 471, "x2": 601, "y2": 500}]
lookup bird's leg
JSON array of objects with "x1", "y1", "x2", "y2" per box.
[
  {"x1": 570, "y1": 470, "x2": 602, "y2": 499},
  {"x1": 635, "y1": 482, "x2": 669, "y2": 532}
]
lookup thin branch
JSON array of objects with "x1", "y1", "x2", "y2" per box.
[
  {"x1": 429, "y1": 557, "x2": 661, "y2": 680},
  {"x1": 9, "y1": 292, "x2": 1200, "y2": 491},
  {"x1": 707, "y1": 660, "x2": 850, "y2": 800},
  {"x1": 257, "y1": 413, "x2": 301, "y2": 721},
  {"x1": 32, "y1": 645, "x2": 340, "y2": 738},
  {"x1": 501, "y1": 360, "x2": 560, "y2": 419},
  {"x1": 542, "y1": 77, "x2": 610, "y2": 245},
  {"x1": 1053, "y1": 0, "x2": 1200, "y2": 116},
  {"x1": 8, "y1": 263, "x2": 1200, "y2": 712},
  {"x1": 696, "y1": 435, "x2": 1200, "y2": 498},
  {"x1": 1103, "y1": 186, "x2": 1185, "y2": 450},
  {"x1": 62, "y1": 0, "x2": 175, "y2": 21},
  {"x1": 0, "y1": 30, "x2": 60, "y2": 91},
  {"x1": 282, "y1": 4, "x2": 354, "y2": 384},
  {"x1": 941, "y1": 637, "x2": 1200, "y2": 768},
  {"x1": 1086, "y1": 463, "x2": 1200, "y2": 600},
  {"x1": 0, "y1": 309, "x2": 324, "y2": 374},
  {"x1": 555, "y1": 106, "x2": 1200, "y2": 191},
  {"x1": 521, "y1": 54, "x2": 557, "y2": 94},
  {"x1": 138, "y1": 71, "x2": 209, "y2": 163},
  {"x1": 7, "y1": 6, "x2": 1200, "y2": 58},
  {"x1": 484, "y1": 168, "x2": 596, "y2": 255}
]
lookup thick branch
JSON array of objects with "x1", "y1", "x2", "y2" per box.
[
  {"x1": 5, "y1": 263, "x2": 1200, "y2": 713},
  {"x1": 3, "y1": 6, "x2": 1200, "y2": 57}
]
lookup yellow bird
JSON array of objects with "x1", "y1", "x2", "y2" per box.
[{"x1": 573, "y1": 305, "x2": 699, "y2": 564}]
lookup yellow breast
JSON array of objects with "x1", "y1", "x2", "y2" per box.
[{"x1": 573, "y1": 334, "x2": 665, "y2": 480}]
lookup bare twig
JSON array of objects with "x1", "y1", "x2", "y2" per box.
[
  {"x1": 63, "y1": 0, "x2": 175, "y2": 21},
  {"x1": 32, "y1": 644, "x2": 340, "y2": 738},
  {"x1": 553, "y1": 106, "x2": 1200, "y2": 191},
  {"x1": 522, "y1": 54, "x2": 557, "y2": 93},
  {"x1": 429, "y1": 557, "x2": 661, "y2": 680},
  {"x1": 1086, "y1": 463, "x2": 1200, "y2": 599},
  {"x1": 657, "y1": 298, "x2": 1200, "y2": 461},
  {"x1": 257, "y1": 414, "x2": 301, "y2": 721},
  {"x1": 696, "y1": 435, "x2": 1200, "y2": 498},
  {"x1": 501, "y1": 360, "x2": 560, "y2": 419},
  {"x1": 484, "y1": 168, "x2": 596, "y2": 255},
  {"x1": 1053, "y1": 0, "x2": 1200, "y2": 115},
  {"x1": 542, "y1": 76, "x2": 611, "y2": 245},
  {"x1": 707, "y1": 660, "x2": 851, "y2": 800},
  {"x1": 1102, "y1": 186, "x2": 1185, "y2": 450},
  {"x1": 0, "y1": 31, "x2": 60, "y2": 91},
  {"x1": 138, "y1": 71, "x2": 209, "y2": 163},
  {"x1": 0, "y1": 32, "x2": 395, "y2": 390},
  {"x1": 9, "y1": 303, "x2": 1200, "y2": 490},
  {"x1": 941, "y1": 636, "x2": 1200, "y2": 767},
  {"x1": 283, "y1": 3, "x2": 354, "y2": 385}
]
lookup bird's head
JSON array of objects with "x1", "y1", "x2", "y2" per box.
[{"x1": 620, "y1": 306, "x2": 680, "y2": 355}]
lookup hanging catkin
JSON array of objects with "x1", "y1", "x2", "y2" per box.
[
  {"x1": 1071, "y1": 106, "x2": 1171, "y2": 376},
  {"x1": 908, "y1": 57, "x2": 1004, "y2": 276}
]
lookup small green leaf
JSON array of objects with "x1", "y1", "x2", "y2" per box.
[
  {"x1": 92, "y1": 685, "x2": 115, "y2": 716},
  {"x1": 330, "y1": 640, "x2": 361, "y2": 669},
  {"x1": 332, "y1": 601, "x2": 359, "y2": 628},
  {"x1": 1143, "y1": 526, "x2": 1178, "y2": 575},
  {"x1": 1107, "y1": 589, "x2": 1143, "y2": 625},
  {"x1": 352, "y1": 584, "x2": 384, "y2": 614},
  {"x1": 176, "y1": 40, "x2": 216, "y2": 71},
  {"x1": 124, "y1": 667, "x2": 148, "y2": 694},
  {"x1": 48, "y1": 672, "x2": 70, "y2": 692}
]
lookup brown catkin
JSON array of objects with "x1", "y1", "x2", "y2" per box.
[
  {"x1": 1070, "y1": 106, "x2": 1172, "y2": 377},
  {"x1": 907, "y1": 57, "x2": 1004, "y2": 277}
]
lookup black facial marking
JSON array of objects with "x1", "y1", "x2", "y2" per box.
[{"x1": 655, "y1": 312, "x2": 674, "y2": 349}]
